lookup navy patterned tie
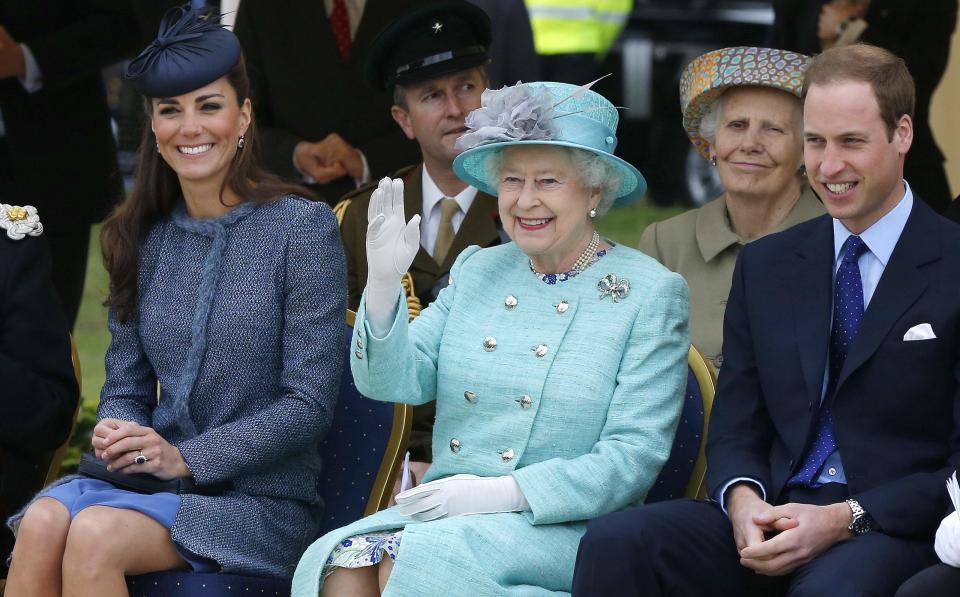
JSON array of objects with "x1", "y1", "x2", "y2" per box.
[{"x1": 788, "y1": 235, "x2": 868, "y2": 487}]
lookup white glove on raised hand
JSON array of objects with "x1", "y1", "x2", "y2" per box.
[
  {"x1": 365, "y1": 177, "x2": 420, "y2": 334},
  {"x1": 395, "y1": 474, "x2": 529, "y2": 522},
  {"x1": 935, "y1": 512, "x2": 960, "y2": 567}
]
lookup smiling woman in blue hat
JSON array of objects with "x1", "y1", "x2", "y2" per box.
[
  {"x1": 5, "y1": 6, "x2": 345, "y2": 593},
  {"x1": 292, "y1": 81, "x2": 689, "y2": 596}
]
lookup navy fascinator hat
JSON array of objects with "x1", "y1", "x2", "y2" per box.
[{"x1": 124, "y1": 5, "x2": 241, "y2": 97}]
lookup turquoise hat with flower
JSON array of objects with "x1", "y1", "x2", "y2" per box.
[
  {"x1": 453, "y1": 80, "x2": 646, "y2": 204},
  {"x1": 681, "y1": 46, "x2": 811, "y2": 159}
]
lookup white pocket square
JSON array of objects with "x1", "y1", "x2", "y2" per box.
[{"x1": 903, "y1": 323, "x2": 936, "y2": 341}]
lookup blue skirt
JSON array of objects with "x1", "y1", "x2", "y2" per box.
[{"x1": 44, "y1": 478, "x2": 217, "y2": 572}]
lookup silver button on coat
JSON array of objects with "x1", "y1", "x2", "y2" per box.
[
  {"x1": 533, "y1": 344, "x2": 548, "y2": 357},
  {"x1": 556, "y1": 301, "x2": 569, "y2": 314},
  {"x1": 450, "y1": 438, "x2": 461, "y2": 453},
  {"x1": 354, "y1": 350, "x2": 363, "y2": 359},
  {"x1": 464, "y1": 390, "x2": 478, "y2": 403},
  {"x1": 500, "y1": 448, "x2": 514, "y2": 462},
  {"x1": 517, "y1": 395, "x2": 533, "y2": 409},
  {"x1": 504, "y1": 295, "x2": 518, "y2": 309},
  {"x1": 483, "y1": 336, "x2": 497, "y2": 351}
]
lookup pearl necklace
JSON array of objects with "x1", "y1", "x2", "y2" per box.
[{"x1": 529, "y1": 231, "x2": 605, "y2": 285}]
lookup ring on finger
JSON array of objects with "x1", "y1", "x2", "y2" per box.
[{"x1": 135, "y1": 450, "x2": 148, "y2": 465}]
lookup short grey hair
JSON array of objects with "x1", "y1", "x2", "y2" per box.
[
  {"x1": 698, "y1": 96, "x2": 725, "y2": 147},
  {"x1": 484, "y1": 146, "x2": 623, "y2": 216}
]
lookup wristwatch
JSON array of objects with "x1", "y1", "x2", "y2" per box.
[{"x1": 845, "y1": 499, "x2": 876, "y2": 535}]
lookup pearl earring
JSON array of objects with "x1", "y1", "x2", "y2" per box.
[
  {"x1": 589, "y1": 209, "x2": 597, "y2": 219},
  {"x1": 710, "y1": 155, "x2": 717, "y2": 167},
  {"x1": 238, "y1": 134, "x2": 246, "y2": 150}
]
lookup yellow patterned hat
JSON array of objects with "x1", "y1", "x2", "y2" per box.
[{"x1": 680, "y1": 46, "x2": 811, "y2": 159}]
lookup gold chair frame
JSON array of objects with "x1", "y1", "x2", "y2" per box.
[
  {"x1": 684, "y1": 345, "x2": 717, "y2": 500},
  {"x1": 335, "y1": 196, "x2": 417, "y2": 515}
]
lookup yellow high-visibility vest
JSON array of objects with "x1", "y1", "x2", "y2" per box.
[{"x1": 525, "y1": 0, "x2": 633, "y2": 56}]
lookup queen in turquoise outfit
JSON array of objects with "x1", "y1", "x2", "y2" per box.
[{"x1": 293, "y1": 81, "x2": 690, "y2": 596}]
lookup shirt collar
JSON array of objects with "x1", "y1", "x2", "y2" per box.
[
  {"x1": 422, "y1": 165, "x2": 478, "y2": 217},
  {"x1": 832, "y1": 180, "x2": 913, "y2": 267}
]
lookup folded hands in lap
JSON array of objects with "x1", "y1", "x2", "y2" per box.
[
  {"x1": 727, "y1": 484, "x2": 851, "y2": 576},
  {"x1": 92, "y1": 418, "x2": 190, "y2": 480}
]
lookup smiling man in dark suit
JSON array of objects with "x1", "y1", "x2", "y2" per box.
[{"x1": 572, "y1": 43, "x2": 960, "y2": 597}]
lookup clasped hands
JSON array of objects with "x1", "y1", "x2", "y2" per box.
[
  {"x1": 91, "y1": 418, "x2": 190, "y2": 480},
  {"x1": 294, "y1": 133, "x2": 364, "y2": 183},
  {"x1": 395, "y1": 474, "x2": 528, "y2": 521},
  {"x1": 726, "y1": 484, "x2": 852, "y2": 576}
]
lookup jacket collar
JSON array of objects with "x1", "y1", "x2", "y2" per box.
[{"x1": 696, "y1": 185, "x2": 824, "y2": 262}]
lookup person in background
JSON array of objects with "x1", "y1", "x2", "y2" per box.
[
  {"x1": 339, "y1": 1, "x2": 504, "y2": 478},
  {"x1": 775, "y1": 0, "x2": 957, "y2": 213},
  {"x1": 0, "y1": 0, "x2": 141, "y2": 329},
  {"x1": 0, "y1": 208, "x2": 78, "y2": 577},
  {"x1": 233, "y1": 0, "x2": 427, "y2": 204},
  {"x1": 639, "y1": 47, "x2": 824, "y2": 371},
  {"x1": 4, "y1": 8, "x2": 345, "y2": 592},
  {"x1": 292, "y1": 79, "x2": 688, "y2": 597}
]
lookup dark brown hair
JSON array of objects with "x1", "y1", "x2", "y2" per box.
[
  {"x1": 802, "y1": 44, "x2": 915, "y2": 141},
  {"x1": 101, "y1": 55, "x2": 313, "y2": 322}
]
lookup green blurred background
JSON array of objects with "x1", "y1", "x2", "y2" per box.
[{"x1": 64, "y1": 202, "x2": 684, "y2": 472}]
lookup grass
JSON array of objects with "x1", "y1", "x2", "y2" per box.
[{"x1": 66, "y1": 202, "x2": 685, "y2": 470}]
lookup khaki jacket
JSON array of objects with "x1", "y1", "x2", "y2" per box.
[{"x1": 639, "y1": 187, "x2": 824, "y2": 369}]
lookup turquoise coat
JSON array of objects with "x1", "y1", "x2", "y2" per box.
[{"x1": 293, "y1": 242, "x2": 689, "y2": 596}]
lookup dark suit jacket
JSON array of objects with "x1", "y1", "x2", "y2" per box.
[
  {"x1": 0, "y1": 233, "x2": 78, "y2": 566},
  {"x1": 234, "y1": 0, "x2": 424, "y2": 204},
  {"x1": 340, "y1": 163, "x2": 502, "y2": 460},
  {"x1": 707, "y1": 199, "x2": 960, "y2": 539},
  {"x1": 0, "y1": 0, "x2": 139, "y2": 231}
]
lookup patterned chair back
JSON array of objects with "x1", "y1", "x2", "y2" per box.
[{"x1": 645, "y1": 345, "x2": 716, "y2": 503}]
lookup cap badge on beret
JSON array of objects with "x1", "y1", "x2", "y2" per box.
[
  {"x1": 432, "y1": 21, "x2": 443, "y2": 34},
  {"x1": 680, "y1": 46, "x2": 811, "y2": 158},
  {"x1": 124, "y1": 5, "x2": 241, "y2": 97}
]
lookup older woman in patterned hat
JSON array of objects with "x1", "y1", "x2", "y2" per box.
[
  {"x1": 639, "y1": 47, "x2": 825, "y2": 370},
  {"x1": 292, "y1": 81, "x2": 689, "y2": 596},
  {"x1": 5, "y1": 7, "x2": 345, "y2": 593}
]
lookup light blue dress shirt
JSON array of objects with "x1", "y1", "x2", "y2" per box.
[{"x1": 718, "y1": 181, "x2": 914, "y2": 508}]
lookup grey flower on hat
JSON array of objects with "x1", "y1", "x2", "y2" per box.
[{"x1": 455, "y1": 84, "x2": 557, "y2": 152}]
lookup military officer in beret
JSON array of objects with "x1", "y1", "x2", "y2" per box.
[
  {"x1": 338, "y1": 0, "x2": 505, "y2": 467},
  {"x1": 0, "y1": 205, "x2": 78, "y2": 575}
]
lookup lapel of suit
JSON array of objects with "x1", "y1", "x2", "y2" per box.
[
  {"x1": 789, "y1": 215, "x2": 835, "y2": 403},
  {"x1": 836, "y1": 200, "x2": 939, "y2": 389},
  {"x1": 438, "y1": 192, "x2": 500, "y2": 270},
  {"x1": 405, "y1": 165, "x2": 440, "y2": 276}
]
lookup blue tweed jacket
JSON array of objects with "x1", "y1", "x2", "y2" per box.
[
  {"x1": 294, "y1": 242, "x2": 689, "y2": 596},
  {"x1": 97, "y1": 196, "x2": 346, "y2": 578}
]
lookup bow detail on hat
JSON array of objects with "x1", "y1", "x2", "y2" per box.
[
  {"x1": 455, "y1": 74, "x2": 614, "y2": 152},
  {"x1": 124, "y1": 5, "x2": 241, "y2": 97}
]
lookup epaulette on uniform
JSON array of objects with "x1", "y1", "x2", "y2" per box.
[
  {"x1": 333, "y1": 164, "x2": 420, "y2": 226},
  {"x1": 0, "y1": 204, "x2": 43, "y2": 240}
]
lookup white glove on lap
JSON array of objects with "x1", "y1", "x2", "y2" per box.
[
  {"x1": 395, "y1": 474, "x2": 529, "y2": 521},
  {"x1": 935, "y1": 511, "x2": 960, "y2": 567},
  {"x1": 365, "y1": 177, "x2": 420, "y2": 335}
]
